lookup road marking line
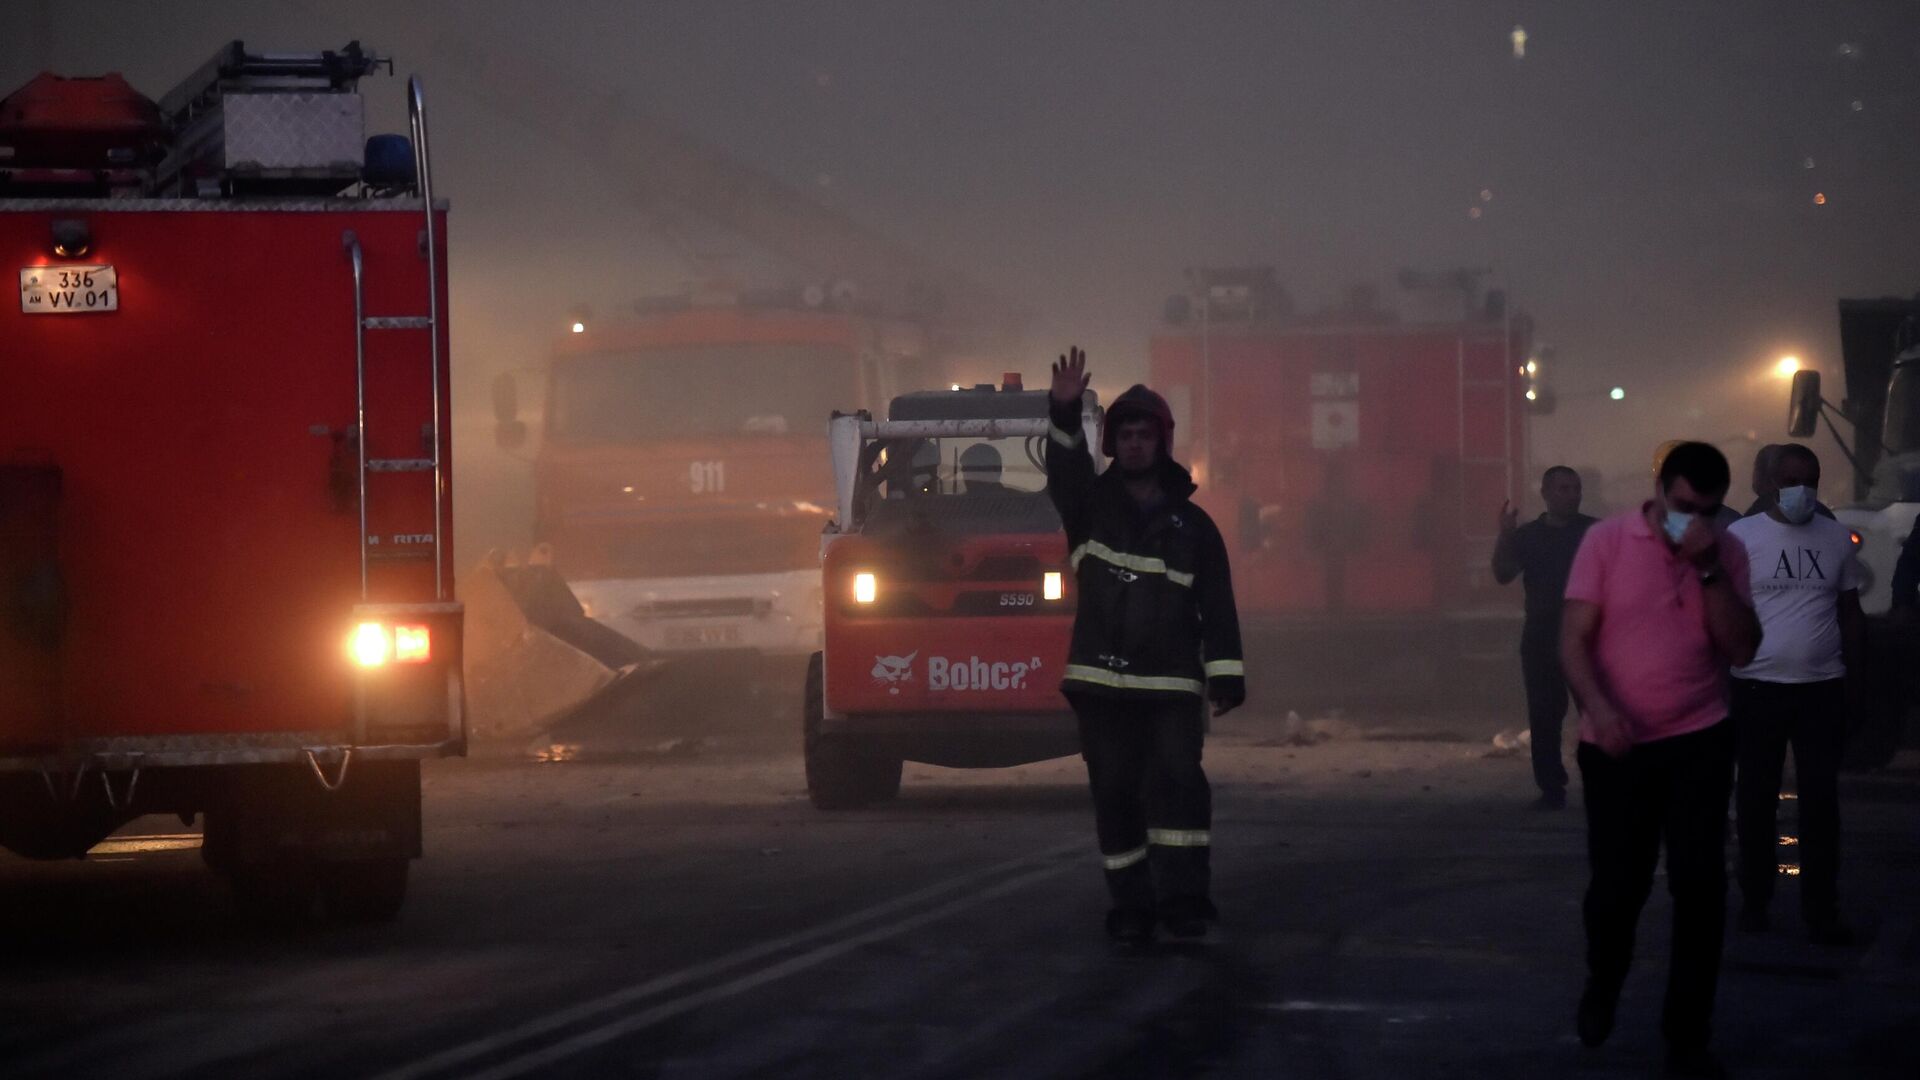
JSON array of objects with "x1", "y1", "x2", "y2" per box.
[
  {"x1": 373, "y1": 838, "x2": 1081, "y2": 1080},
  {"x1": 463, "y1": 859, "x2": 1077, "y2": 1079}
]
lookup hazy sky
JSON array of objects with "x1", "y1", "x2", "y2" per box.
[{"x1": 9, "y1": 1, "x2": 1918, "y2": 540}]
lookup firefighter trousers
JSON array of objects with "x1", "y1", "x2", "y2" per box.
[{"x1": 1070, "y1": 692, "x2": 1211, "y2": 912}]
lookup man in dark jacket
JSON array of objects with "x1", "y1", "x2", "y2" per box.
[{"x1": 1046, "y1": 347, "x2": 1246, "y2": 943}]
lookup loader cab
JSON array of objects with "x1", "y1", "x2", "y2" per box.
[{"x1": 851, "y1": 385, "x2": 1067, "y2": 537}]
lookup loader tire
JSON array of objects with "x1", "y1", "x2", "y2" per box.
[
  {"x1": 803, "y1": 652, "x2": 903, "y2": 809},
  {"x1": 323, "y1": 858, "x2": 410, "y2": 923}
]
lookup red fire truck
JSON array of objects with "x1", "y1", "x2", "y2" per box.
[
  {"x1": 497, "y1": 296, "x2": 936, "y2": 695},
  {"x1": 805, "y1": 381, "x2": 1097, "y2": 807},
  {"x1": 0, "y1": 43, "x2": 460, "y2": 920},
  {"x1": 1150, "y1": 268, "x2": 1531, "y2": 701}
]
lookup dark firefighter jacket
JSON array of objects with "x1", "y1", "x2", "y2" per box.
[{"x1": 1045, "y1": 396, "x2": 1246, "y2": 704}]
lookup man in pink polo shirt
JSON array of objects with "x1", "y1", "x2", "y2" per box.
[{"x1": 1560, "y1": 441, "x2": 1761, "y2": 1080}]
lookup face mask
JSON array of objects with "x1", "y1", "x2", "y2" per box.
[
  {"x1": 1776, "y1": 485, "x2": 1817, "y2": 524},
  {"x1": 1662, "y1": 509, "x2": 1694, "y2": 544}
]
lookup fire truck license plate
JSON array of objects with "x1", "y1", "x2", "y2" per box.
[
  {"x1": 666, "y1": 625, "x2": 741, "y2": 646},
  {"x1": 20, "y1": 265, "x2": 118, "y2": 314}
]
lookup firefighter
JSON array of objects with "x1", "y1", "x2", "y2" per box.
[{"x1": 1046, "y1": 346, "x2": 1246, "y2": 943}]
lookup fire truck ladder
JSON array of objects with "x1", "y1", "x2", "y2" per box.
[{"x1": 343, "y1": 77, "x2": 445, "y2": 600}]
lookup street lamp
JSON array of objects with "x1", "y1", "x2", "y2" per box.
[
  {"x1": 1609, "y1": 387, "x2": 1626, "y2": 401},
  {"x1": 1775, "y1": 355, "x2": 1802, "y2": 379}
]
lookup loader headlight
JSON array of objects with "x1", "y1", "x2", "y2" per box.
[
  {"x1": 1043, "y1": 571, "x2": 1064, "y2": 601},
  {"x1": 853, "y1": 572, "x2": 878, "y2": 604}
]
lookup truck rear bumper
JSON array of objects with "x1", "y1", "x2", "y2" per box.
[{"x1": 0, "y1": 731, "x2": 464, "y2": 772}]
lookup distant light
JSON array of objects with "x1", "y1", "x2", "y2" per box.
[
  {"x1": 1524, "y1": 388, "x2": 1538, "y2": 402},
  {"x1": 950, "y1": 383, "x2": 963, "y2": 392},
  {"x1": 1850, "y1": 100, "x2": 1864, "y2": 112},
  {"x1": 1609, "y1": 387, "x2": 1626, "y2": 401},
  {"x1": 1776, "y1": 355, "x2": 1802, "y2": 378},
  {"x1": 1468, "y1": 206, "x2": 1483, "y2": 220},
  {"x1": 1524, "y1": 359, "x2": 1538, "y2": 375},
  {"x1": 1803, "y1": 157, "x2": 1817, "y2": 170},
  {"x1": 1511, "y1": 25, "x2": 1527, "y2": 59},
  {"x1": 1813, "y1": 192, "x2": 1827, "y2": 206},
  {"x1": 570, "y1": 321, "x2": 586, "y2": 334}
]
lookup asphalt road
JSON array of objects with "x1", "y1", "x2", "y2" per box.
[{"x1": 2, "y1": 706, "x2": 1916, "y2": 1079}]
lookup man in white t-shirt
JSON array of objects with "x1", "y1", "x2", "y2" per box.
[{"x1": 1724, "y1": 443, "x2": 1866, "y2": 946}]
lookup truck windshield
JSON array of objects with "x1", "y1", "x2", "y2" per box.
[
  {"x1": 871, "y1": 436, "x2": 1050, "y2": 497},
  {"x1": 549, "y1": 344, "x2": 855, "y2": 443}
]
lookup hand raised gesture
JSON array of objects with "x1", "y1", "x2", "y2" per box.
[
  {"x1": 1051, "y1": 346, "x2": 1091, "y2": 405},
  {"x1": 1498, "y1": 499, "x2": 1520, "y2": 535}
]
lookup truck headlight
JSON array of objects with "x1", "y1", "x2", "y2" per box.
[
  {"x1": 853, "y1": 572, "x2": 878, "y2": 604},
  {"x1": 1043, "y1": 571, "x2": 1064, "y2": 601}
]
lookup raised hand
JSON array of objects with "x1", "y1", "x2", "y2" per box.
[
  {"x1": 1498, "y1": 499, "x2": 1520, "y2": 535},
  {"x1": 1051, "y1": 346, "x2": 1091, "y2": 405}
]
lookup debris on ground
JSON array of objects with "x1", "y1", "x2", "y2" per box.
[
  {"x1": 1485, "y1": 728, "x2": 1533, "y2": 757},
  {"x1": 1258, "y1": 710, "x2": 1352, "y2": 747},
  {"x1": 463, "y1": 553, "x2": 661, "y2": 742}
]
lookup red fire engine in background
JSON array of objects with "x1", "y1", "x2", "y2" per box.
[
  {"x1": 467, "y1": 36, "x2": 1025, "y2": 699},
  {"x1": 1151, "y1": 267, "x2": 1532, "y2": 702},
  {"x1": 497, "y1": 293, "x2": 938, "y2": 696},
  {"x1": 0, "y1": 42, "x2": 460, "y2": 920}
]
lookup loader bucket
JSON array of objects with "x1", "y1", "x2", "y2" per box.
[{"x1": 460, "y1": 560, "x2": 651, "y2": 741}]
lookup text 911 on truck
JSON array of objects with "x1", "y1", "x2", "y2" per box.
[{"x1": 0, "y1": 42, "x2": 462, "y2": 921}]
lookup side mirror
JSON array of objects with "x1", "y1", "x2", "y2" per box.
[
  {"x1": 1787, "y1": 369, "x2": 1822, "y2": 439},
  {"x1": 491, "y1": 372, "x2": 519, "y2": 424}
]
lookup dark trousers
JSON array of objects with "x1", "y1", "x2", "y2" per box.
[
  {"x1": 1731, "y1": 677, "x2": 1846, "y2": 923},
  {"x1": 1071, "y1": 693, "x2": 1211, "y2": 911},
  {"x1": 1578, "y1": 721, "x2": 1735, "y2": 1051},
  {"x1": 1521, "y1": 634, "x2": 1570, "y2": 794}
]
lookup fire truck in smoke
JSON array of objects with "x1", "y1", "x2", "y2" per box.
[
  {"x1": 468, "y1": 40, "x2": 1024, "y2": 695},
  {"x1": 805, "y1": 378, "x2": 1096, "y2": 807},
  {"x1": 1151, "y1": 267, "x2": 1532, "y2": 701},
  {"x1": 495, "y1": 292, "x2": 946, "y2": 695},
  {"x1": 0, "y1": 43, "x2": 460, "y2": 919}
]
